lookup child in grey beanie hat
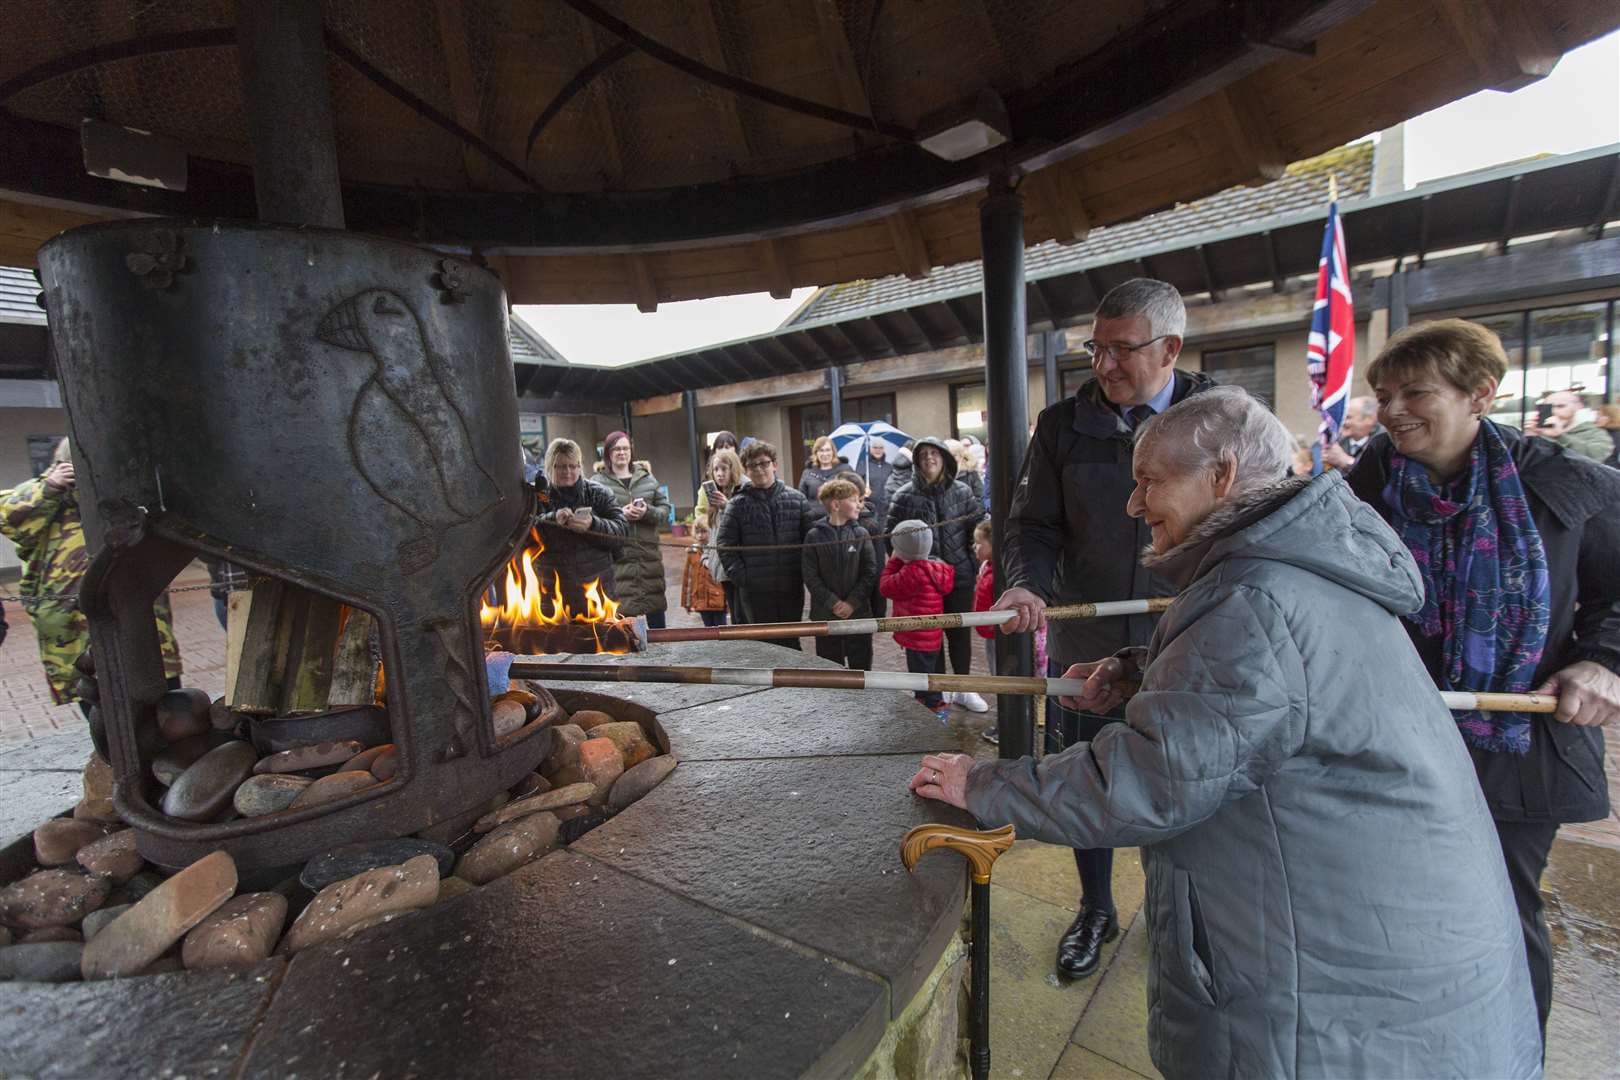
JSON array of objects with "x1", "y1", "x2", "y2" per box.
[{"x1": 890, "y1": 519, "x2": 933, "y2": 561}]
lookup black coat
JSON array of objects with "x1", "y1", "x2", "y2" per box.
[
  {"x1": 716, "y1": 480, "x2": 814, "y2": 597},
  {"x1": 1348, "y1": 427, "x2": 1620, "y2": 824},
  {"x1": 530, "y1": 477, "x2": 628, "y2": 607},
  {"x1": 801, "y1": 520, "x2": 877, "y2": 620},
  {"x1": 883, "y1": 437, "x2": 984, "y2": 596},
  {"x1": 856, "y1": 454, "x2": 895, "y2": 520},
  {"x1": 883, "y1": 458, "x2": 913, "y2": 504},
  {"x1": 1004, "y1": 369, "x2": 1216, "y2": 665}
]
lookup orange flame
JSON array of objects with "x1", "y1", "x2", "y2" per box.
[{"x1": 480, "y1": 528, "x2": 628, "y2": 653}]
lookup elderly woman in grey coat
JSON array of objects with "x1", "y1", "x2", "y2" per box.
[{"x1": 911, "y1": 387, "x2": 1541, "y2": 1080}]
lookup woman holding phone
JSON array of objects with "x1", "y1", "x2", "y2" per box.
[
  {"x1": 531, "y1": 438, "x2": 627, "y2": 614},
  {"x1": 596, "y1": 431, "x2": 673, "y2": 629}
]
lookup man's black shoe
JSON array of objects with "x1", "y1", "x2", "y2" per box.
[{"x1": 1056, "y1": 904, "x2": 1118, "y2": 980}]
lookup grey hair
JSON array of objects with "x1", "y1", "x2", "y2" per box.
[
  {"x1": 1135, "y1": 386, "x2": 1293, "y2": 495},
  {"x1": 1346, "y1": 395, "x2": 1377, "y2": 419},
  {"x1": 1095, "y1": 278, "x2": 1186, "y2": 339},
  {"x1": 543, "y1": 437, "x2": 583, "y2": 475}
]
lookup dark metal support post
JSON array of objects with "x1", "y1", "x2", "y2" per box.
[
  {"x1": 683, "y1": 389, "x2": 702, "y2": 502},
  {"x1": 1520, "y1": 308, "x2": 1534, "y2": 428},
  {"x1": 1388, "y1": 268, "x2": 1409, "y2": 333},
  {"x1": 827, "y1": 365, "x2": 844, "y2": 428},
  {"x1": 981, "y1": 175, "x2": 1034, "y2": 759},
  {"x1": 621, "y1": 401, "x2": 633, "y2": 437},
  {"x1": 1043, "y1": 329, "x2": 1061, "y2": 411},
  {"x1": 1605, "y1": 300, "x2": 1615, "y2": 404},
  {"x1": 234, "y1": 0, "x2": 344, "y2": 228}
]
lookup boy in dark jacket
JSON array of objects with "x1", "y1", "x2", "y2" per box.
[
  {"x1": 880, "y1": 520, "x2": 954, "y2": 721},
  {"x1": 717, "y1": 441, "x2": 814, "y2": 649},
  {"x1": 802, "y1": 479, "x2": 877, "y2": 670}
]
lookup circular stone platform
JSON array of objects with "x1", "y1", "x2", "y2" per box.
[{"x1": 0, "y1": 640, "x2": 973, "y2": 1079}]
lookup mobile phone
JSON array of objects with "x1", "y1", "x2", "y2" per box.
[{"x1": 1536, "y1": 403, "x2": 1554, "y2": 425}]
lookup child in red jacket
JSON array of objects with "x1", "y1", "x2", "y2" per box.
[{"x1": 880, "y1": 520, "x2": 955, "y2": 721}]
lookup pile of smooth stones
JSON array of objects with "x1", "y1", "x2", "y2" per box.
[{"x1": 0, "y1": 671, "x2": 676, "y2": 984}]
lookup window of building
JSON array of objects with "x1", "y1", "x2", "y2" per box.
[
  {"x1": 788, "y1": 393, "x2": 896, "y2": 469},
  {"x1": 950, "y1": 382, "x2": 987, "y2": 442},
  {"x1": 1060, "y1": 362, "x2": 1094, "y2": 400},
  {"x1": 27, "y1": 435, "x2": 64, "y2": 478},
  {"x1": 1200, "y1": 344, "x2": 1276, "y2": 404}
]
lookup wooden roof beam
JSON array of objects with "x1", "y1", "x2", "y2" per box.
[
  {"x1": 1497, "y1": 175, "x2": 1522, "y2": 255},
  {"x1": 809, "y1": 0, "x2": 879, "y2": 148},
  {"x1": 433, "y1": 0, "x2": 491, "y2": 189},
  {"x1": 1027, "y1": 278, "x2": 1057, "y2": 328},
  {"x1": 885, "y1": 209, "x2": 932, "y2": 280},
  {"x1": 625, "y1": 253, "x2": 659, "y2": 312},
  {"x1": 755, "y1": 238, "x2": 794, "y2": 300},
  {"x1": 685, "y1": 0, "x2": 752, "y2": 166},
  {"x1": 1208, "y1": 85, "x2": 1285, "y2": 185},
  {"x1": 576, "y1": 15, "x2": 626, "y2": 186},
  {"x1": 896, "y1": 308, "x2": 944, "y2": 351},
  {"x1": 1025, "y1": 166, "x2": 1092, "y2": 245},
  {"x1": 1264, "y1": 229, "x2": 1285, "y2": 293},
  {"x1": 1435, "y1": 0, "x2": 1561, "y2": 93}
]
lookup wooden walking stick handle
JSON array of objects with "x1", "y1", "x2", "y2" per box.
[{"x1": 901, "y1": 823, "x2": 1015, "y2": 885}]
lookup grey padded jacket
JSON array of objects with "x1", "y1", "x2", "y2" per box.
[{"x1": 966, "y1": 472, "x2": 1541, "y2": 1080}]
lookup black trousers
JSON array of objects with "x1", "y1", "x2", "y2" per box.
[
  {"x1": 942, "y1": 583, "x2": 974, "y2": 676},
  {"x1": 739, "y1": 589, "x2": 803, "y2": 650},
  {"x1": 815, "y1": 634, "x2": 872, "y2": 671},
  {"x1": 1046, "y1": 657, "x2": 1122, "y2": 910},
  {"x1": 699, "y1": 610, "x2": 727, "y2": 627},
  {"x1": 905, "y1": 647, "x2": 943, "y2": 708},
  {"x1": 1494, "y1": 818, "x2": 1560, "y2": 1044}
]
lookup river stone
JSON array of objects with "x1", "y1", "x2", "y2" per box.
[
  {"x1": 300, "y1": 838, "x2": 455, "y2": 892},
  {"x1": 76, "y1": 829, "x2": 143, "y2": 883},
  {"x1": 234, "y1": 773, "x2": 314, "y2": 817},
  {"x1": 120, "y1": 871, "x2": 164, "y2": 903},
  {"x1": 548, "y1": 764, "x2": 586, "y2": 788},
  {"x1": 253, "y1": 740, "x2": 365, "y2": 775},
  {"x1": 72, "y1": 797, "x2": 122, "y2": 824},
  {"x1": 0, "y1": 941, "x2": 84, "y2": 982},
  {"x1": 161, "y1": 740, "x2": 257, "y2": 821},
  {"x1": 209, "y1": 696, "x2": 243, "y2": 732},
  {"x1": 569, "y1": 709, "x2": 616, "y2": 732},
  {"x1": 539, "y1": 724, "x2": 585, "y2": 776},
  {"x1": 0, "y1": 870, "x2": 110, "y2": 929},
  {"x1": 608, "y1": 754, "x2": 679, "y2": 811},
  {"x1": 34, "y1": 818, "x2": 111, "y2": 866},
  {"x1": 156, "y1": 688, "x2": 214, "y2": 742},
  {"x1": 19, "y1": 926, "x2": 82, "y2": 943},
  {"x1": 472, "y1": 783, "x2": 594, "y2": 833},
  {"x1": 289, "y1": 770, "x2": 376, "y2": 810},
  {"x1": 494, "y1": 688, "x2": 540, "y2": 721},
  {"x1": 80, "y1": 850, "x2": 237, "y2": 980},
  {"x1": 81, "y1": 903, "x2": 132, "y2": 941},
  {"x1": 341, "y1": 743, "x2": 391, "y2": 774},
  {"x1": 181, "y1": 892, "x2": 288, "y2": 970},
  {"x1": 558, "y1": 811, "x2": 608, "y2": 845},
  {"x1": 83, "y1": 752, "x2": 114, "y2": 801},
  {"x1": 590, "y1": 721, "x2": 657, "y2": 768},
  {"x1": 552, "y1": 803, "x2": 594, "y2": 823},
  {"x1": 491, "y1": 699, "x2": 527, "y2": 738},
  {"x1": 370, "y1": 746, "x2": 399, "y2": 781},
  {"x1": 152, "y1": 732, "x2": 231, "y2": 786},
  {"x1": 510, "y1": 771, "x2": 550, "y2": 800},
  {"x1": 279, "y1": 854, "x2": 439, "y2": 955},
  {"x1": 578, "y1": 738, "x2": 625, "y2": 806},
  {"x1": 436, "y1": 876, "x2": 476, "y2": 903},
  {"x1": 453, "y1": 813, "x2": 560, "y2": 885}
]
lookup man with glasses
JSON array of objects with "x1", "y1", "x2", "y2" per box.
[
  {"x1": 717, "y1": 441, "x2": 815, "y2": 648},
  {"x1": 991, "y1": 278, "x2": 1215, "y2": 981}
]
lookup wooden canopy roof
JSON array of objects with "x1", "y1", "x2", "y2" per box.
[{"x1": 0, "y1": 0, "x2": 1614, "y2": 307}]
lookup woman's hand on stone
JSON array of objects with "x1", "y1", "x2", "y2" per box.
[
  {"x1": 909, "y1": 753, "x2": 973, "y2": 810},
  {"x1": 990, "y1": 587, "x2": 1045, "y2": 633},
  {"x1": 1535, "y1": 660, "x2": 1620, "y2": 728},
  {"x1": 1059, "y1": 658, "x2": 1127, "y2": 713}
]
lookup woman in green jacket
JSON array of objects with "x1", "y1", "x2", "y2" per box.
[{"x1": 595, "y1": 431, "x2": 672, "y2": 628}]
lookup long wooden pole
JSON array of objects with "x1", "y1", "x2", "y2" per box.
[
  {"x1": 508, "y1": 659, "x2": 1559, "y2": 714},
  {"x1": 645, "y1": 598, "x2": 1174, "y2": 645}
]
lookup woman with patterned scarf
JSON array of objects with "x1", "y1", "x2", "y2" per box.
[{"x1": 1349, "y1": 318, "x2": 1620, "y2": 1046}]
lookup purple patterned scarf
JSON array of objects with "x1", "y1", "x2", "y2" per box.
[{"x1": 1383, "y1": 420, "x2": 1550, "y2": 754}]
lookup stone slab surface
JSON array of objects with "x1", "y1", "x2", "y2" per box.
[
  {"x1": 0, "y1": 727, "x2": 92, "y2": 772},
  {"x1": 0, "y1": 960, "x2": 284, "y2": 1079},
  {"x1": 0, "y1": 771, "x2": 81, "y2": 849},
  {"x1": 242, "y1": 850, "x2": 888, "y2": 1080},
  {"x1": 573, "y1": 754, "x2": 970, "y2": 1015},
  {"x1": 658, "y1": 685, "x2": 959, "y2": 761}
]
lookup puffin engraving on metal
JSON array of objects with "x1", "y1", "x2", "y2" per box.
[
  {"x1": 316, "y1": 288, "x2": 503, "y2": 571},
  {"x1": 433, "y1": 258, "x2": 469, "y2": 304},
  {"x1": 428, "y1": 616, "x2": 483, "y2": 762},
  {"x1": 124, "y1": 229, "x2": 188, "y2": 290}
]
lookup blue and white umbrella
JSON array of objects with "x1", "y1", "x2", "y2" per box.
[{"x1": 829, "y1": 420, "x2": 910, "y2": 474}]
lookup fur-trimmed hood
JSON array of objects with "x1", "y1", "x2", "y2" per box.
[{"x1": 1142, "y1": 469, "x2": 1423, "y2": 616}]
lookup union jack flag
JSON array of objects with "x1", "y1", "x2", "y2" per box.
[{"x1": 1306, "y1": 199, "x2": 1354, "y2": 453}]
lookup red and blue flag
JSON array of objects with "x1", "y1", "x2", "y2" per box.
[{"x1": 1306, "y1": 200, "x2": 1354, "y2": 452}]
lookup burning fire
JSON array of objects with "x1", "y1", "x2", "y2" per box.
[{"x1": 480, "y1": 528, "x2": 629, "y2": 654}]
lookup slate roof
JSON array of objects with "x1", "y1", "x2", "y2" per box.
[{"x1": 787, "y1": 141, "x2": 1376, "y2": 326}]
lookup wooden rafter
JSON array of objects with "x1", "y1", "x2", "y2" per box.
[
  {"x1": 625, "y1": 252, "x2": 659, "y2": 313},
  {"x1": 1024, "y1": 166, "x2": 1092, "y2": 245},
  {"x1": 809, "y1": 0, "x2": 878, "y2": 147},
  {"x1": 1434, "y1": 0, "x2": 1560, "y2": 93},
  {"x1": 754, "y1": 238, "x2": 793, "y2": 299},
  {"x1": 884, "y1": 209, "x2": 931, "y2": 280},
  {"x1": 575, "y1": 15, "x2": 625, "y2": 186},
  {"x1": 685, "y1": 0, "x2": 752, "y2": 165},
  {"x1": 433, "y1": 0, "x2": 491, "y2": 188},
  {"x1": 1207, "y1": 85, "x2": 1285, "y2": 184}
]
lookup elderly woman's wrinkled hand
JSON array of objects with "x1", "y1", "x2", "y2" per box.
[
  {"x1": 1535, "y1": 661, "x2": 1620, "y2": 728},
  {"x1": 1060, "y1": 658, "x2": 1128, "y2": 713},
  {"x1": 909, "y1": 753, "x2": 973, "y2": 810}
]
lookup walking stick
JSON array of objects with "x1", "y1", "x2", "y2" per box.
[
  {"x1": 643, "y1": 597, "x2": 1174, "y2": 646},
  {"x1": 509, "y1": 658, "x2": 1561, "y2": 714},
  {"x1": 901, "y1": 823, "x2": 1015, "y2": 1080}
]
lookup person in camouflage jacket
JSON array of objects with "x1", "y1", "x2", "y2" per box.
[{"x1": 0, "y1": 444, "x2": 182, "y2": 708}]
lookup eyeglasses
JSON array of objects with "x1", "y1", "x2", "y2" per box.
[
  {"x1": 744, "y1": 460, "x2": 774, "y2": 472},
  {"x1": 1082, "y1": 335, "x2": 1171, "y2": 362}
]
